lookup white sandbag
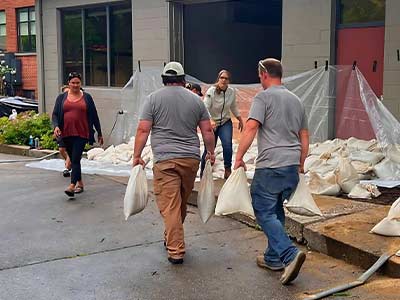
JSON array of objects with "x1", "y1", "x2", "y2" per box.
[
  {"x1": 87, "y1": 147, "x2": 104, "y2": 160},
  {"x1": 304, "y1": 155, "x2": 322, "y2": 173},
  {"x1": 335, "y1": 157, "x2": 359, "y2": 194},
  {"x1": 349, "y1": 150, "x2": 384, "y2": 165},
  {"x1": 197, "y1": 160, "x2": 216, "y2": 223},
  {"x1": 386, "y1": 144, "x2": 400, "y2": 164},
  {"x1": 370, "y1": 197, "x2": 400, "y2": 236},
  {"x1": 348, "y1": 183, "x2": 381, "y2": 199},
  {"x1": 351, "y1": 160, "x2": 373, "y2": 174},
  {"x1": 346, "y1": 137, "x2": 377, "y2": 151},
  {"x1": 215, "y1": 167, "x2": 255, "y2": 217},
  {"x1": 124, "y1": 165, "x2": 148, "y2": 220},
  {"x1": 373, "y1": 158, "x2": 400, "y2": 180},
  {"x1": 308, "y1": 171, "x2": 341, "y2": 196},
  {"x1": 310, "y1": 141, "x2": 342, "y2": 156},
  {"x1": 285, "y1": 174, "x2": 323, "y2": 217}
]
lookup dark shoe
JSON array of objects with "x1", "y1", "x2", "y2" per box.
[
  {"x1": 256, "y1": 255, "x2": 284, "y2": 271},
  {"x1": 74, "y1": 186, "x2": 84, "y2": 194},
  {"x1": 224, "y1": 168, "x2": 232, "y2": 179},
  {"x1": 163, "y1": 240, "x2": 167, "y2": 250},
  {"x1": 280, "y1": 251, "x2": 306, "y2": 285},
  {"x1": 168, "y1": 257, "x2": 183, "y2": 264},
  {"x1": 62, "y1": 169, "x2": 71, "y2": 177},
  {"x1": 64, "y1": 188, "x2": 75, "y2": 198}
]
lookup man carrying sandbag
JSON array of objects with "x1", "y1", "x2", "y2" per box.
[
  {"x1": 133, "y1": 62, "x2": 215, "y2": 264},
  {"x1": 234, "y1": 58, "x2": 309, "y2": 285}
]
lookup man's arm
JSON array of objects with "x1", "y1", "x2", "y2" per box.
[
  {"x1": 234, "y1": 119, "x2": 259, "y2": 170},
  {"x1": 133, "y1": 120, "x2": 152, "y2": 166},
  {"x1": 199, "y1": 119, "x2": 216, "y2": 164},
  {"x1": 299, "y1": 129, "x2": 309, "y2": 173}
]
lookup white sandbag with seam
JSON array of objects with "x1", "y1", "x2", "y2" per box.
[
  {"x1": 197, "y1": 160, "x2": 216, "y2": 223},
  {"x1": 124, "y1": 165, "x2": 148, "y2": 220},
  {"x1": 308, "y1": 171, "x2": 341, "y2": 196},
  {"x1": 335, "y1": 157, "x2": 359, "y2": 193},
  {"x1": 370, "y1": 197, "x2": 400, "y2": 236},
  {"x1": 215, "y1": 167, "x2": 255, "y2": 218},
  {"x1": 285, "y1": 174, "x2": 323, "y2": 217}
]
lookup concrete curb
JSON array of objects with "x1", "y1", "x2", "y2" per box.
[
  {"x1": 0, "y1": 144, "x2": 60, "y2": 159},
  {"x1": 188, "y1": 187, "x2": 400, "y2": 278}
]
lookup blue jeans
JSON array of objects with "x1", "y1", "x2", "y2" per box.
[
  {"x1": 251, "y1": 165, "x2": 299, "y2": 266},
  {"x1": 200, "y1": 119, "x2": 233, "y2": 177}
]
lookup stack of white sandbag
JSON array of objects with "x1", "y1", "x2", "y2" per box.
[{"x1": 305, "y1": 137, "x2": 400, "y2": 198}]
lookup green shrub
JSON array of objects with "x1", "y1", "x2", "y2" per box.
[{"x1": 0, "y1": 111, "x2": 57, "y2": 149}]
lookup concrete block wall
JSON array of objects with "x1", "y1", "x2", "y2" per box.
[
  {"x1": 383, "y1": 0, "x2": 400, "y2": 121},
  {"x1": 281, "y1": 0, "x2": 332, "y2": 76},
  {"x1": 39, "y1": 0, "x2": 169, "y2": 140}
]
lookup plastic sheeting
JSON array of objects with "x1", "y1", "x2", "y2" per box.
[{"x1": 113, "y1": 66, "x2": 400, "y2": 150}]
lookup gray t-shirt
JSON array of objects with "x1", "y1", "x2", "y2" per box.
[
  {"x1": 248, "y1": 85, "x2": 308, "y2": 169},
  {"x1": 140, "y1": 86, "x2": 210, "y2": 163}
]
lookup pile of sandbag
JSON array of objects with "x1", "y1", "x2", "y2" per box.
[{"x1": 305, "y1": 137, "x2": 400, "y2": 198}]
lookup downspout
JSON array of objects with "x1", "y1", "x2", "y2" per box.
[{"x1": 37, "y1": 0, "x2": 46, "y2": 113}]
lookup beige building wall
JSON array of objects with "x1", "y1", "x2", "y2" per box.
[
  {"x1": 383, "y1": 0, "x2": 400, "y2": 120},
  {"x1": 38, "y1": 0, "x2": 169, "y2": 140},
  {"x1": 281, "y1": 0, "x2": 332, "y2": 76}
]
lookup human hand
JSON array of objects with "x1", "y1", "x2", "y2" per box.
[
  {"x1": 54, "y1": 127, "x2": 61, "y2": 137},
  {"x1": 299, "y1": 165, "x2": 304, "y2": 174},
  {"x1": 210, "y1": 120, "x2": 217, "y2": 130},
  {"x1": 234, "y1": 159, "x2": 246, "y2": 171},
  {"x1": 133, "y1": 157, "x2": 145, "y2": 167},
  {"x1": 206, "y1": 151, "x2": 216, "y2": 165},
  {"x1": 98, "y1": 136, "x2": 104, "y2": 146},
  {"x1": 238, "y1": 119, "x2": 244, "y2": 132}
]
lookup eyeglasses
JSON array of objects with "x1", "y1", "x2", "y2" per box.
[
  {"x1": 68, "y1": 72, "x2": 82, "y2": 80},
  {"x1": 258, "y1": 61, "x2": 267, "y2": 72}
]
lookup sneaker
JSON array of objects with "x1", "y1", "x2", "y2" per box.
[
  {"x1": 256, "y1": 255, "x2": 284, "y2": 271},
  {"x1": 62, "y1": 169, "x2": 71, "y2": 177},
  {"x1": 168, "y1": 257, "x2": 183, "y2": 265},
  {"x1": 280, "y1": 251, "x2": 306, "y2": 285}
]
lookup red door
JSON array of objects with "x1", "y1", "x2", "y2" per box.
[{"x1": 335, "y1": 26, "x2": 384, "y2": 140}]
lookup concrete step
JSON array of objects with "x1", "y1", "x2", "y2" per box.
[{"x1": 189, "y1": 179, "x2": 400, "y2": 278}]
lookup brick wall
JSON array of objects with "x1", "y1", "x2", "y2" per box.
[{"x1": 0, "y1": 0, "x2": 37, "y2": 98}]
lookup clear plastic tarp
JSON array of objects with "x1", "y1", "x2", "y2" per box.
[{"x1": 114, "y1": 65, "x2": 400, "y2": 153}]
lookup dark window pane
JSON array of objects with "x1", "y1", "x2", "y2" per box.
[
  {"x1": 62, "y1": 10, "x2": 83, "y2": 83},
  {"x1": 17, "y1": 7, "x2": 35, "y2": 52},
  {"x1": 110, "y1": 4, "x2": 132, "y2": 87},
  {"x1": 339, "y1": 0, "x2": 385, "y2": 25},
  {"x1": 30, "y1": 34, "x2": 36, "y2": 51},
  {"x1": 85, "y1": 7, "x2": 107, "y2": 86}
]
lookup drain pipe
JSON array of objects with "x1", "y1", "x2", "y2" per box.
[{"x1": 305, "y1": 252, "x2": 395, "y2": 300}]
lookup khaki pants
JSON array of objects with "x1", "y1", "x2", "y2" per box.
[{"x1": 153, "y1": 158, "x2": 199, "y2": 259}]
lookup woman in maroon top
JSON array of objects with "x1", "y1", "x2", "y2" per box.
[{"x1": 52, "y1": 72, "x2": 103, "y2": 198}]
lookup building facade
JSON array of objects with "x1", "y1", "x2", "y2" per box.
[
  {"x1": 1, "y1": 0, "x2": 37, "y2": 99},
  {"x1": 36, "y1": 0, "x2": 400, "y2": 139}
]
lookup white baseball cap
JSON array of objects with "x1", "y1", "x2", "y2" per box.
[{"x1": 162, "y1": 61, "x2": 185, "y2": 76}]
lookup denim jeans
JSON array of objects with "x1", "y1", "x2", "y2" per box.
[
  {"x1": 250, "y1": 165, "x2": 299, "y2": 266},
  {"x1": 200, "y1": 119, "x2": 233, "y2": 176}
]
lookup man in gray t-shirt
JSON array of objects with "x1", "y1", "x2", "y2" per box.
[
  {"x1": 234, "y1": 58, "x2": 309, "y2": 285},
  {"x1": 133, "y1": 62, "x2": 215, "y2": 265}
]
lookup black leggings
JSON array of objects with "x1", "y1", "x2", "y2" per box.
[{"x1": 63, "y1": 137, "x2": 87, "y2": 185}]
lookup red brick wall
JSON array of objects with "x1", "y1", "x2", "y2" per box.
[{"x1": 0, "y1": 0, "x2": 37, "y2": 98}]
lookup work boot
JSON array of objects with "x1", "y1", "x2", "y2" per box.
[
  {"x1": 224, "y1": 167, "x2": 232, "y2": 179},
  {"x1": 256, "y1": 255, "x2": 284, "y2": 271},
  {"x1": 280, "y1": 251, "x2": 306, "y2": 285}
]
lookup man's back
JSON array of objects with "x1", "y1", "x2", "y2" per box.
[
  {"x1": 140, "y1": 86, "x2": 209, "y2": 162},
  {"x1": 249, "y1": 85, "x2": 308, "y2": 169}
]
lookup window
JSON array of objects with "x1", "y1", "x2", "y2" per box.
[
  {"x1": 0, "y1": 11, "x2": 6, "y2": 50},
  {"x1": 62, "y1": 2, "x2": 132, "y2": 87},
  {"x1": 338, "y1": 0, "x2": 385, "y2": 27},
  {"x1": 17, "y1": 7, "x2": 36, "y2": 52}
]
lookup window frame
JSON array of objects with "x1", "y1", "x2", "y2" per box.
[
  {"x1": 336, "y1": 0, "x2": 385, "y2": 29},
  {"x1": 61, "y1": 1, "x2": 132, "y2": 88},
  {"x1": 0, "y1": 10, "x2": 6, "y2": 51},
  {"x1": 17, "y1": 7, "x2": 36, "y2": 53}
]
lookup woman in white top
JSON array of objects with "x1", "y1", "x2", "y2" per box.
[{"x1": 201, "y1": 70, "x2": 243, "y2": 179}]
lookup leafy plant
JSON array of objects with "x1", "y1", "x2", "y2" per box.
[{"x1": 0, "y1": 112, "x2": 57, "y2": 149}]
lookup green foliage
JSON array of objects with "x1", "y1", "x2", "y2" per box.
[{"x1": 0, "y1": 111, "x2": 57, "y2": 149}]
